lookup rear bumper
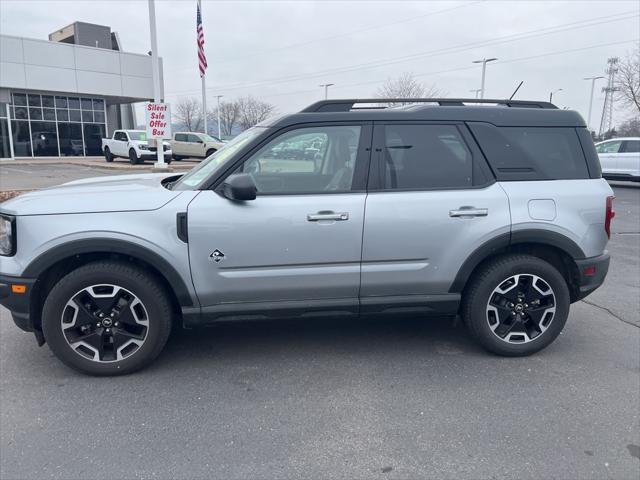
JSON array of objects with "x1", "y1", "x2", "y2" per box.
[
  {"x1": 574, "y1": 253, "x2": 610, "y2": 301},
  {"x1": 0, "y1": 274, "x2": 36, "y2": 332}
]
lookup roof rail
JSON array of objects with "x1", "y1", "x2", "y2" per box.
[{"x1": 301, "y1": 98, "x2": 557, "y2": 113}]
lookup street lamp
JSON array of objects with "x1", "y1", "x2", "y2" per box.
[
  {"x1": 472, "y1": 58, "x2": 497, "y2": 99},
  {"x1": 469, "y1": 88, "x2": 482, "y2": 99},
  {"x1": 549, "y1": 88, "x2": 563, "y2": 103},
  {"x1": 213, "y1": 95, "x2": 223, "y2": 139},
  {"x1": 584, "y1": 76, "x2": 605, "y2": 132},
  {"x1": 319, "y1": 83, "x2": 334, "y2": 100}
]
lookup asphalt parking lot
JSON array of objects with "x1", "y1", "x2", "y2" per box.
[{"x1": 0, "y1": 178, "x2": 638, "y2": 479}]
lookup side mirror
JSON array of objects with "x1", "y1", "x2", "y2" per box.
[{"x1": 222, "y1": 173, "x2": 257, "y2": 201}]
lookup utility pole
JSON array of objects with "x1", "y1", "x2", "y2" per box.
[
  {"x1": 584, "y1": 76, "x2": 604, "y2": 133},
  {"x1": 549, "y1": 88, "x2": 563, "y2": 103},
  {"x1": 214, "y1": 95, "x2": 223, "y2": 139},
  {"x1": 469, "y1": 88, "x2": 482, "y2": 99},
  {"x1": 147, "y1": 0, "x2": 165, "y2": 168},
  {"x1": 319, "y1": 83, "x2": 334, "y2": 99},
  {"x1": 472, "y1": 58, "x2": 497, "y2": 99},
  {"x1": 599, "y1": 58, "x2": 619, "y2": 138}
]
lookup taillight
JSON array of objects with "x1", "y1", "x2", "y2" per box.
[{"x1": 605, "y1": 195, "x2": 615, "y2": 239}]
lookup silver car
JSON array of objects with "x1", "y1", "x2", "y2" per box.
[{"x1": 0, "y1": 98, "x2": 614, "y2": 375}]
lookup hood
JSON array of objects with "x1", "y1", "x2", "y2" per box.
[{"x1": 1, "y1": 173, "x2": 182, "y2": 216}]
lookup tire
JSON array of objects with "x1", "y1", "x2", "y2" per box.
[
  {"x1": 104, "y1": 147, "x2": 113, "y2": 162},
  {"x1": 172, "y1": 155, "x2": 182, "y2": 161},
  {"x1": 129, "y1": 149, "x2": 140, "y2": 165},
  {"x1": 41, "y1": 261, "x2": 173, "y2": 376},
  {"x1": 165, "y1": 156, "x2": 172, "y2": 165},
  {"x1": 461, "y1": 254, "x2": 570, "y2": 356},
  {"x1": 206, "y1": 148, "x2": 216, "y2": 157}
]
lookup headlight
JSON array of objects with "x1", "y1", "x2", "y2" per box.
[
  {"x1": 139, "y1": 144, "x2": 149, "y2": 150},
  {"x1": 0, "y1": 215, "x2": 15, "y2": 256}
]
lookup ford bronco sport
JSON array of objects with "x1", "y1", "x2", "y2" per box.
[{"x1": 0, "y1": 98, "x2": 613, "y2": 375}]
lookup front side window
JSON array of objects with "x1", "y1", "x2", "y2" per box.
[
  {"x1": 596, "y1": 141, "x2": 622, "y2": 154},
  {"x1": 382, "y1": 124, "x2": 474, "y2": 190},
  {"x1": 187, "y1": 134, "x2": 202, "y2": 143},
  {"x1": 240, "y1": 125, "x2": 362, "y2": 194}
]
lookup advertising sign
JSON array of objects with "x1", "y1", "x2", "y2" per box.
[{"x1": 145, "y1": 102, "x2": 171, "y2": 139}]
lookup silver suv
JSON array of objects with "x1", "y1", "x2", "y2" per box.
[{"x1": 0, "y1": 98, "x2": 614, "y2": 375}]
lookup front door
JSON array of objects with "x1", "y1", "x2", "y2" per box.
[
  {"x1": 187, "y1": 123, "x2": 372, "y2": 314},
  {"x1": 360, "y1": 123, "x2": 510, "y2": 312}
]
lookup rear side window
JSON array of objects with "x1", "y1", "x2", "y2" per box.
[
  {"x1": 623, "y1": 140, "x2": 640, "y2": 153},
  {"x1": 175, "y1": 133, "x2": 187, "y2": 142},
  {"x1": 469, "y1": 123, "x2": 589, "y2": 180},
  {"x1": 381, "y1": 125, "x2": 480, "y2": 189}
]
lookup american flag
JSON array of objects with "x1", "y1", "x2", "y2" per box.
[{"x1": 197, "y1": 0, "x2": 207, "y2": 77}]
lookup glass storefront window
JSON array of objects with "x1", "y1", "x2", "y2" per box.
[
  {"x1": 9, "y1": 93, "x2": 107, "y2": 157},
  {"x1": 43, "y1": 109, "x2": 56, "y2": 121},
  {"x1": 13, "y1": 93, "x2": 27, "y2": 106},
  {"x1": 58, "y1": 122, "x2": 84, "y2": 156},
  {"x1": 42, "y1": 96, "x2": 55, "y2": 108},
  {"x1": 0, "y1": 118, "x2": 11, "y2": 159},
  {"x1": 84, "y1": 124, "x2": 105, "y2": 156},
  {"x1": 31, "y1": 122, "x2": 59, "y2": 156},
  {"x1": 27, "y1": 94, "x2": 41, "y2": 107},
  {"x1": 11, "y1": 120, "x2": 32, "y2": 156},
  {"x1": 29, "y1": 107, "x2": 43, "y2": 120}
]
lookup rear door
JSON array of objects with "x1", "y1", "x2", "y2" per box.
[
  {"x1": 360, "y1": 122, "x2": 510, "y2": 313},
  {"x1": 172, "y1": 133, "x2": 188, "y2": 156},
  {"x1": 619, "y1": 140, "x2": 640, "y2": 176},
  {"x1": 596, "y1": 140, "x2": 622, "y2": 174}
]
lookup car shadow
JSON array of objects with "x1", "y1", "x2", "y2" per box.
[{"x1": 152, "y1": 314, "x2": 483, "y2": 371}]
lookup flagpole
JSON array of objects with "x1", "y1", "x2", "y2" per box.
[{"x1": 202, "y1": 75, "x2": 207, "y2": 134}]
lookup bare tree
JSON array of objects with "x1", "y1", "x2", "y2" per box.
[
  {"x1": 375, "y1": 72, "x2": 442, "y2": 106},
  {"x1": 237, "y1": 96, "x2": 276, "y2": 130},
  {"x1": 617, "y1": 117, "x2": 640, "y2": 137},
  {"x1": 210, "y1": 100, "x2": 241, "y2": 136},
  {"x1": 173, "y1": 97, "x2": 203, "y2": 132},
  {"x1": 615, "y1": 48, "x2": 640, "y2": 115}
]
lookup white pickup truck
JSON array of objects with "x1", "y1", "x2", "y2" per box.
[{"x1": 101, "y1": 130, "x2": 172, "y2": 164}]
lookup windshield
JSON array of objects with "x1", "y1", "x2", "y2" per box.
[
  {"x1": 172, "y1": 127, "x2": 265, "y2": 190},
  {"x1": 129, "y1": 131, "x2": 147, "y2": 141},
  {"x1": 202, "y1": 134, "x2": 222, "y2": 142}
]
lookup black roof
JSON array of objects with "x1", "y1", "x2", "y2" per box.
[{"x1": 262, "y1": 98, "x2": 586, "y2": 128}]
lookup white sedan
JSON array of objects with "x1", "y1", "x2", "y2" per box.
[{"x1": 595, "y1": 137, "x2": 640, "y2": 182}]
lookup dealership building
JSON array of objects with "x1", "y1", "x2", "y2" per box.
[{"x1": 0, "y1": 22, "x2": 163, "y2": 159}]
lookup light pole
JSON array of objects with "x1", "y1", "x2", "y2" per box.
[
  {"x1": 147, "y1": 0, "x2": 165, "y2": 168},
  {"x1": 319, "y1": 83, "x2": 334, "y2": 100},
  {"x1": 214, "y1": 95, "x2": 223, "y2": 139},
  {"x1": 472, "y1": 58, "x2": 497, "y2": 99},
  {"x1": 584, "y1": 76, "x2": 604, "y2": 132},
  {"x1": 469, "y1": 88, "x2": 482, "y2": 99},
  {"x1": 549, "y1": 88, "x2": 563, "y2": 103}
]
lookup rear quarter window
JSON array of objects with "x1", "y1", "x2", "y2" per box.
[{"x1": 468, "y1": 123, "x2": 590, "y2": 181}]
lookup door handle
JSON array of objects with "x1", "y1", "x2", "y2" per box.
[
  {"x1": 307, "y1": 211, "x2": 349, "y2": 222},
  {"x1": 449, "y1": 207, "x2": 488, "y2": 217}
]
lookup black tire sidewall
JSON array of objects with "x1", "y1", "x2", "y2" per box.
[
  {"x1": 104, "y1": 148, "x2": 113, "y2": 162},
  {"x1": 42, "y1": 263, "x2": 172, "y2": 375},
  {"x1": 463, "y1": 255, "x2": 570, "y2": 356},
  {"x1": 206, "y1": 149, "x2": 216, "y2": 157},
  {"x1": 129, "y1": 149, "x2": 138, "y2": 164}
]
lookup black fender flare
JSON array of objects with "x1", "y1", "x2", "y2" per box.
[
  {"x1": 449, "y1": 229, "x2": 586, "y2": 293},
  {"x1": 23, "y1": 238, "x2": 194, "y2": 307}
]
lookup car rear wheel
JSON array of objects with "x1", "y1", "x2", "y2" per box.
[
  {"x1": 461, "y1": 254, "x2": 570, "y2": 356},
  {"x1": 42, "y1": 261, "x2": 173, "y2": 376},
  {"x1": 104, "y1": 147, "x2": 113, "y2": 162}
]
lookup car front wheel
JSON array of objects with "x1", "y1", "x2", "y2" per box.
[
  {"x1": 461, "y1": 254, "x2": 570, "y2": 356},
  {"x1": 41, "y1": 261, "x2": 173, "y2": 375},
  {"x1": 129, "y1": 149, "x2": 140, "y2": 165}
]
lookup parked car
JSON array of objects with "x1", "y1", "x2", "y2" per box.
[
  {"x1": 102, "y1": 130, "x2": 172, "y2": 165},
  {"x1": 0, "y1": 98, "x2": 613, "y2": 375},
  {"x1": 171, "y1": 132, "x2": 225, "y2": 160},
  {"x1": 595, "y1": 137, "x2": 640, "y2": 182}
]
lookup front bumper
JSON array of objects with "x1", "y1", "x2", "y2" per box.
[
  {"x1": 574, "y1": 252, "x2": 610, "y2": 301},
  {"x1": 139, "y1": 149, "x2": 172, "y2": 160},
  {"x1": 0, "y1": 274, "x2": 36, "y2": 332}
]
